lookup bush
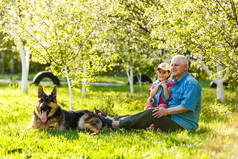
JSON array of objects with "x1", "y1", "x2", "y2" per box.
[{"x1": 96, "y1": 95, "x2": 116, "y2": 116}]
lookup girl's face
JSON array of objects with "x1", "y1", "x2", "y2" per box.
[{"x1": 157, "y1": 69, "x2": 170, "y2": 81}]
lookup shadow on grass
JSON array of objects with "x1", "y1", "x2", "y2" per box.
[
  {"x1": 88, "y1": 84, "x2": 151, "y2": 93},
  {"x1": 44, "y1": 128, "x2": 114, "y2": 140},
  {"x1": 101, "y1": 127, "x2": 212, "y2": 148},
  {"x1": 107, "y1": 124, "x2": 212, "y2": 138},
  {"x1": 31, "y1": 124, "x2": 212, "y2": 150},
  {"x1": 0, "y1": 82, "x2": 10, "y2": 87},
  {"x1": 193, "y1": 126, "x2": 212, "y2": 135},
  {"x1": 45, "y1": 129, "x2": 80, "y2": 140}
]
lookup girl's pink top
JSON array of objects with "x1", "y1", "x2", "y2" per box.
[{"x1": 149, "y1": 81, "x2": 174, "y2": 104}]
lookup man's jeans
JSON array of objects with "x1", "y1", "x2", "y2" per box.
[{"x1": 119, "y1": 109, "x2": 184, "y2": 132}]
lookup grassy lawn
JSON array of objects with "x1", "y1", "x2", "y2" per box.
[
  {"x1": 0, "y1": 73, "x2": 129, "y2": 84},
  {"x1": 0, "y1": 80, "x2": 237, "y2": 158}
]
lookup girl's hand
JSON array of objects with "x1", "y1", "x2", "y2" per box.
[
  {"x1": 160, "y1": 81, "x2": 167, "y2": 88},
  {"x1": 156, "y1": 83, "x2": 161, "y2": 88}
]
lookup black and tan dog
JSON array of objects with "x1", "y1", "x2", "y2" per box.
[{"x1": 30, "y1": 85, "x2": 103, "y2": 134}]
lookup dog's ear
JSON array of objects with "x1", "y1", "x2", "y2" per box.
[
  {"x1": 51, "y1": 86, "x2": 57, "y2": 100},
  {"x1": 38, "y1": 85, "x2": 45, "y2": 98}
]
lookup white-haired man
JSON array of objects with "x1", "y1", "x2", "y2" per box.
[{"x1": 96, "y1": 55, "x2": 202, "y2": 131}]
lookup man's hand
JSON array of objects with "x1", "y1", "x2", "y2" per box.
[
  {"x1": 152, "y1": 105, "x2": 190, "y2": 119},
  {"x1": 152, "y1": 107, "x2": 169, "y2": 118}
]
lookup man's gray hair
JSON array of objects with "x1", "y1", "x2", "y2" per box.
[{"x1": 173, "y1": 55, "x2": 189, "y2": 66}]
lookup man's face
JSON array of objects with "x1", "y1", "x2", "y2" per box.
[{"x1": 170, "y1": 57, "x2": 187, "y2": 80}]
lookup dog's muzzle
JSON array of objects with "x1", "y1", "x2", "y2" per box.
[{"x1": 40, "y1": 103, "x2": 51, "y2": 123}]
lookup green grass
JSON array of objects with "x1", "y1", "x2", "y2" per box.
[
  {"x1": 0, "y1": 73, "x2": 129, "y2": 84},
  {"x1": 95, "y1": 75, "x2": 129, "y2": 84},
  {"x1": 0, "y1": 73, "x2": 36, "y2": 81},
  {"x1": 0, "y1": 82, "x2": 237, "y2": 159}
]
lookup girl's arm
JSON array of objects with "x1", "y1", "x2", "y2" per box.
[
  {"x1": 150, "y1": 83, "x2": 161, "y2": 98},
  {"x1": 161, "y1": 81, "x2": 170, "y2": 100},
  {"x1": 147, "y1": 96, "x2": 154, "y2": 105}
]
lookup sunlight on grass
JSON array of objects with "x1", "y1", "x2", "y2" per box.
[{"x1": 0, "y1": 83, "x2": 237, "y2": 159}]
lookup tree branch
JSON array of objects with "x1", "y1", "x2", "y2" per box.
[
  {"x1": 230, "y1": 0, "x2": 238, "y2": 25},
  {"x1": 124, "y1": 18, "x2": 150, "y2": 33},
  {"x1": 23, "y1": 28, "x2": 57, "y2": 64},
  {"x1": 215, "y1": 0, "x2": 237, "y2": 23},
  {"x1": 224, "y1": 69, "x2": 230, "y2": 80}
]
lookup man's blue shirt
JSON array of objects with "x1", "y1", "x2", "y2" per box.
[{"x1": 168, "y1": 72, "x2": 202, "y2": 130}]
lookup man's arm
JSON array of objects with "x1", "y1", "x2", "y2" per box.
[{"x1": 152, "y1": 105, "x2": 190, "y2": 119}]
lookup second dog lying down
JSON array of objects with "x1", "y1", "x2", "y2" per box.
[{"x1": 30, "y1": 85, "x2": 104, "y2": 134}]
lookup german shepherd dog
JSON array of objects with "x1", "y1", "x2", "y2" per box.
[{"x1": 30, "y1": 85, "x2": 103, "y2": 134}]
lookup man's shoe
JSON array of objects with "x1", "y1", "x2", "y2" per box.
[{"x1": 94, "y1": 107, "x2": 107, "y2": 117}]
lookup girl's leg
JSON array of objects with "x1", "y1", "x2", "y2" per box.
[
  {"x1": 159, "y1": 104, "x2": 168, "y2": 109},
  {"x1": 145, "y1": 105, "x2": 155, "y2": 110},
  {"x1": 145, "y1": 105, "x2": 157, "y2": 130}
]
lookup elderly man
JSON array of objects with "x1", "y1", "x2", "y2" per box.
[{"x1": 96, "y1": 55, "x2": 202, "y2": 131}]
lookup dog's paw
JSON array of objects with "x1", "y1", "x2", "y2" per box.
[{"x1": 91, "y1": 131, "x2": 100, "y2": 135}]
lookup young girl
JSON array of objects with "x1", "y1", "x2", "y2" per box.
[{"x1": 145, "y1": 62, "x2": 174, "y2": 131}]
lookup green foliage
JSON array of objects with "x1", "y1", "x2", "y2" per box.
[
  {"x1": 8, "y1": 77, "x2": 19, "y2": 89},
  {"x1": 0, "y1": 82, "x2": 237, "y2": 158},
  {"x1": 1, "y1": 0, "x2": 237, "y2": 85},
  {"x1": 100, "y1": 0, "x2": 166, "y2": 75},
  {"x1": 0, "y1": 0, "x2": 118, "y2": 88},
  {"x1": 151, "y1": 0, "x2": 238, "y2": 81},
  {"x1": 96, "y1": 95, "x2": 117, "y2": 116}
]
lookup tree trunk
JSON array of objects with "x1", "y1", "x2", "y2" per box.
[
  {"x1": 137, "y1": 72, "x2": 142, "y2": 88},
  {"x1": 200, "y1": 60, "x2": 228, "y2": 102},
  {"x1": 216, "y1": 64, "x2": 225, "y2": 102},
  {"x1": 0, "y1": 51, "x2": 4, "y2": 74},
  {"x1": 126, "y1": 67, "x2": 134, "y2": 93},
  {"x1": 1, "y1": 41, "x2": 5, "y2": 73},
  {"x1": 65, "y1": 66, "x2": 73, "y2": 110},
  {"x1": 19, "y1": 42, "x2": 30, "y2": 94},
  {"x1": 236, "y1": 91, "x2": 238, "y2": 103},
  {"x1": 214, "y1": 79, "x2": 224, "y2": 102},
  {"x1": 82, "y1": 85, "x2": 86, "y2": 98},
  {"x1": 10, "y1": 51, "x2": 14, "y2": 74},
  {"x1": 82, "y1": 67, "x2": 86, "y2": 98}
]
